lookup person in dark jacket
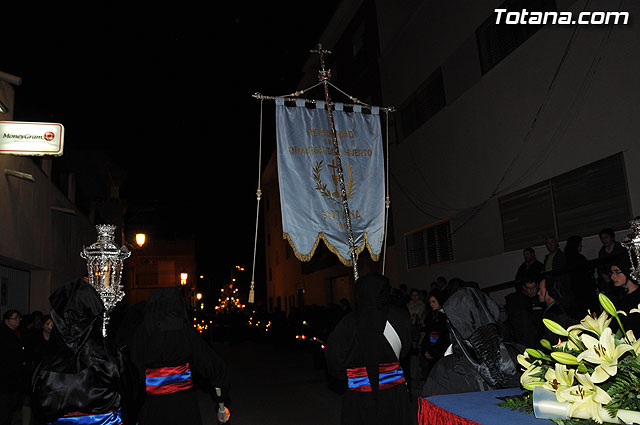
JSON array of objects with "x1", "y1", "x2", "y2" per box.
[
  {"x1": 419, "y1": 291, "x2": 450, "y2": 380},
  {"x1": 564, "y1": 235, "x2": 597, "y2": 316},
  {"x1": 538, "y1": 275, "x2": 576, "y2": 343},
  {"x1": 609, "y1": 259, "x2": 640, "y2": 336},
  {"x1": 0, "y1": 309, "x2": 26, "y2": 425},
  {"x1": 597, "y1": 228, "x2": 628, "y2": 293},
  {"x1": 515, "y1": 247, "x2": 544, "y2": 285},
  {"x1": 25, "y1": 315, "x2": 56, "y2": 373},
  {"x1": 504, "y1": 277, "x2": 543, "y2": 348},
  {"x1": 24, "y1": 315, "x2": 57, "y2": 425},
  {"x1": 325, "y1": 273, "x2": 413, "y2": 425},
  {"x1": 130, "y1": 287, "x2": 231, "y2": 425}
]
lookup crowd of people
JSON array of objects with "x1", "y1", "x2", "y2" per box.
[
  {"x1": 504, "y1": 228, "x2": 639, "y2": 350},
  {"x1": 0, "y1": 311, "x2": 56, "y2": 425}
]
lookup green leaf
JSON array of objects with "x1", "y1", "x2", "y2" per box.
[{"x1": 495, "y1": 392, "x2": 533, "y2": 414}]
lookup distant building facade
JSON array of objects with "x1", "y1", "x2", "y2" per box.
[{"x1": 123, "y1": 239, "x2": 197, "y2": 307}]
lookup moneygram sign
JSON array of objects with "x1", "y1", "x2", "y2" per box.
[{"x1": 0, "y1": 121, "x2": 65, "y2": 156}]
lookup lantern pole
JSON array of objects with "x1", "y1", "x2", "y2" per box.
[
  {"x1": 312, "y1": 44, "x2": 359, "y2": 281},
  {"x1": 81, "y1": 224, "x2": 131, "y2": 337}
]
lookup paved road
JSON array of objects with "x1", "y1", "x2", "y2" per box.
[
  {"x1": 199, "y1": 340, "x2": 341, "y2": 425},
  {"x1": 199, "y1": 340, "x2": 421, "y2": 425}
]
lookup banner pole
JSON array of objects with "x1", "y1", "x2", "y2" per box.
[{"x1": 312, "y1": 44, "x2": 359, "y2": 282}]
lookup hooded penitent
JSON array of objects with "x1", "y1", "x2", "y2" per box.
[
  {"x1": 129, "y1": 287, "x2": 230, "y2": 425},
  {"x1": 423, "y1": 286, "x2": 521, "y2": 396},
  {"x1": 325, "y1": 273, "x2": 413, "y2": 425},
  {"x1": 32, "y1": 278, "x2": 122, "y2": 424}
]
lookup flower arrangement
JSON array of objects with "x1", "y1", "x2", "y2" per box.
[{"x1": 512, "y1": 293, "x2": 640, "y2": 424}]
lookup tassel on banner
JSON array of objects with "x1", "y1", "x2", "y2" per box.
[{"x1": 248, "y1": 285, "x2": 255, "y2": 304}]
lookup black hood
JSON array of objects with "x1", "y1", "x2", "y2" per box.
[
  {"x1": 355, "y1": 273, "x2": 391, "y2": 369},
  {"x1": 143, "y1": 287, "x2": 189, "y2": 333},
  {"x1": 356, "y1": 272, "x2": 391, "y2": 310},
  {"x1": 49, "y1": 278, "x2": 104, "y2": 351}
]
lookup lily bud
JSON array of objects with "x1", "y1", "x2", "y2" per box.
[
  {"x1": 543, "y1": 318, "x2": 569, "y2": 337},
  {"x1": 526, "y1": 348, "x2": 544, "y2": 359},
  {"x1": 551, "y1": 351, "x2": 579, "y2": 365},
  {"x1": 599, "y1": 293, "x2": 618, "y2": 317}
]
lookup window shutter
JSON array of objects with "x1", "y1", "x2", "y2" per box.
[
  {"x1": 406, "y1": 219, "x2": 454, "y2": 269},
  {"x1": 499, "y1": 182, "x2": 555, "y2": 252},
  {"x1": 553, "y1": 153, "x2": 631, "y2": 239}
]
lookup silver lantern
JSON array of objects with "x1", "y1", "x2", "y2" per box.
[
  {"x1": 622, "y1": 218, "x2": 640, "y2": 283},
  {"x1": 81, "y1": 224, "x2": 131, "y2": 337}
]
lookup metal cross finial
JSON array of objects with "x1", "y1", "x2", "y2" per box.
[{"x1": 311, "y1": 44, "x2": 332, "y2": 82}]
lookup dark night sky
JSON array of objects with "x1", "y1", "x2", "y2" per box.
[{"x1": 3, "y1": 1, "x2": 340, "y2": 283}]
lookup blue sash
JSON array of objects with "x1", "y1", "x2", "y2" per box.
[{"x1": 50, "y1": 409, "x2": 122, "y2": 425}]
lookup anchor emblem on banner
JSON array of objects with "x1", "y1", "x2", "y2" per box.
[{"x1": 313, "y1": 159, "x2": 357, "y2": 205}]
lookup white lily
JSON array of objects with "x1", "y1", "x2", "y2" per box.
[
  {"x1": 568, "y1": 310, "x2": 612, "y2": 337},
  {"x1": 518, "y1": 357, "x2": 545, "y2": 391},
  {"x1": 553, "y1": 336, "x2": 581, "y2": 352},
  {"x1": 558, "y1": 372, "x2": 612, "y2": 423},
  {"x1": 517, "y1": 353, "x2": 532, "y2": 369},
  {"x1": 577, "y1": 327, "x2": 633, "y2": 383},
  {"x1": 542, "y1": 363, "x2": 575, "y2": 401},
  {"x1": 625, "y1": 330, "x2": 640, "y2": 356}
]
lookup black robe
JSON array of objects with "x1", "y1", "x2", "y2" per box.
[
  {"x1": 129, "y1": 287, "x2": 230, "y2": 425},
  {"x1": 325, "y1": 273, "x2": 413, "y2": 425},
  {"x1": 617, "y1": 288, "x2": 640, "y2": 336},
  {"x1": 423, "y1": 287, "x2": 521, "y2": 396},
  {"x1": 31, "y1": 278, "x2": 124, "y2": 424}
]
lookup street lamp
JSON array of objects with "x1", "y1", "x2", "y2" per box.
[
  {"x1": 135, "y1": 233, "x2": 146, "y2": 247},
  {"x1": 180, "y1": 272, "x2": 188, "y2": 286}
]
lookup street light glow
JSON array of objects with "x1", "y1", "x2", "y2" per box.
[{"x1": 135, "y1": 233, "x2": 146, "y2": 246}]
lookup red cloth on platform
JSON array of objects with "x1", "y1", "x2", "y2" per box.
[{"x1": 418, "y1": 398, "x2": 480, "y2": 425}]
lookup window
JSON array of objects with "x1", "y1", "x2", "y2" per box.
[
  {"x1": 552, "y1": 154, "x2": 631, "y2": 240},
  {"x1": 398, "y1": 68, "x2": 446, "y2": 141},
  {"x1": 405, "y1": 219, "x2": 454, "y2": 269},
  {"x1": 476, "y1": 0, "x2": 557, "y2": 74},
  {"x1": 499, "y1": 182, "x2": 555, "y2": 252},
  {"x1": 499, "y1": 153, "x2": 631, "y2": 251}
]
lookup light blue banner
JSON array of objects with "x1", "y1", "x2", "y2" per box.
[{"x1": 275, "y1": 98, "x2": 385, "y2": 265}]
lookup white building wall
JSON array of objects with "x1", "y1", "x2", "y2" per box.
[
  {"x1": 376, "y1": 0, "x2": 640, "y2": 303},
  {"x1": 0, "y1": 154, "x2": 94, "y2": 313}
]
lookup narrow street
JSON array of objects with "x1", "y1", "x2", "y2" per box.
[
  {"x1": 199, "y1": 340, "x2": 342, "y2": 425},
  {"x1": 198, "y1": 339, "x2": 421, "y2": 425}
]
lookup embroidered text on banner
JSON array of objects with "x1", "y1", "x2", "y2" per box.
[{"x1": 275, "y1": 97, "x2": 385, "y2": 266}]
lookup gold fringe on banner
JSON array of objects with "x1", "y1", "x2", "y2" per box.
[{"x1": 282, "y1": 231, "x2": 380, "y2": 267}]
